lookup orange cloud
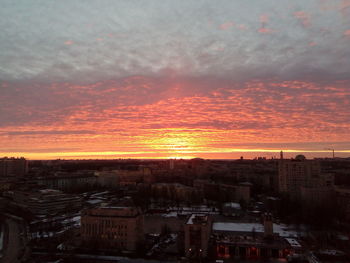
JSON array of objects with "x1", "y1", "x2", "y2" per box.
[
  {"x1": 293, "y1": 11, "x2": 311, "y2": 27},
  {"x1": 219, "y1": 21, "x2": 234, "y2": 30},
  {"x1": 64, "y1": 40, "x2": 74, "y2": 45},
  {"x1": 309, "y1": 41, "x2": 317, "y2": 46},
  {"x1": 340, "y1": 0, "x2": 350, "y2": 17},
  {"x1": 258, "y1": 28, "x2": 274, "y2": 34},
  {"x1": 237, "y1": 24, "x2": 248, "y2": 30},
  {"x1": 258, "y1": 14, "x2": 274, "y2": 34},
  {"x1": 1, "y1": 78, "x2": 350, "y2": 159}
]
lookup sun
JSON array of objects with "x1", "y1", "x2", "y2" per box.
[{"x1": 142, "y1": 129, "x2": 207, "y2": 158}]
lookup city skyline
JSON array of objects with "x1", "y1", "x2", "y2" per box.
[{"x1": 1, "y1": 0, "x2": 350, "y2": 159}]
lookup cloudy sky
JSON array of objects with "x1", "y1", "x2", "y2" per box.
[{"x1": 1, "y1": 0, "x2": 350, "y2": 159}]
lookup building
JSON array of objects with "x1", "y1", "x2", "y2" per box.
[
  {"x1": 81, "y1": 206, "x2": 144, "y2": 251},
  {"x1": 151, "y1": 183, "x2": 200, "y2": 202},
  {"x1": 300, "y1": 185, "x2": 334, "y2": 206},
  {"x1": 0, "y1": 178, "x2": 16, "y2": 192},
  {"x1": 193, "y1": 180, "x2": 250, "y2": 202},
  {"x1": 335, "y1": 186, "x2": 350, "y2": 221},
  {"x1": 117, "y1": 169, "x2": 144, "y2": 186},
  {"x1": 212, "y1": 215, "x2": 301, "y2": 259},
  {"x1": 0, "y1": 157, "x2": 28, "y2": 177},
  {"x1": 36, "y1": 172, "x2": 97, "y2": 191},
  {"x1": 3, "y1": 189, "x2": 82, "y2": 215},
  {"x1": 222, "y1": 202, "x2": 242, "y2": 217},
  {"x1": 95, "y1": 171, "x2": 120, "y2": 188},
  {"x1": 278, "y1": 154, "x2": 333, "y2": 199},
  {"x1": 220, "y1": 183, "x2": 251, "y2": 202},
  {"x1": 184, "y1": 214, "x2": 212, "y2": 258},
  {"x1": 142, "y1": 167, "x2": 154, "y2": 184}
]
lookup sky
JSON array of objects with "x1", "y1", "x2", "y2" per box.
[{"x1": 1, "y1": 0, "x2": 350, "y2": 160}]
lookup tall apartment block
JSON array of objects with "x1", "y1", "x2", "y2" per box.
[
  {"x1": 0, "y1": 157, "x2": 28, "y2": 177},
  {"x1": 278, "y1": 152, "x2": 334, "y2": 202}
]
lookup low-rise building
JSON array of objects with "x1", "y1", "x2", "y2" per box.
[
  {"x1": 193, "y1": 180, "x2": 250, "y2": 202},
  {"x1": 117, "y1": 169, "x2": 144, "y2": 186},
  {"x1": 95, "y1": 171, "x2": 120, "y2": 188},
  {"x1": 3, "y1": 189, "x2": 82, "y2": 216},
  {"x1": 81, "y1": 206, "x2": 144, "y2": 251},
  {"x1": 222, "y1": 202, "x2": 242, "y2": 217},
  {"x1": 212, "y1": 215, "x2": 301, "y2": 259},
  {"x1": 36, "y1": 172, "x2": 97, "y2": 191},
  {"x1": 151, "y1": 183, "x2": 199, "y2": 202}
]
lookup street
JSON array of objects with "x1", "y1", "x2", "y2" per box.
[{"x1": 1, "y1": 217, "x2": 27, "y2": 263}]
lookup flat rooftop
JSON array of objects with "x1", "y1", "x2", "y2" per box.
[
  {"x1": 212, "y1": 222, "x2": 297, "y2": 237},
  {"x1": 187, "y1": 214, "x2": 209, "y2": 225},
  {"x1": 84, "y1": 206, "x2": 141, "y2": 217}
]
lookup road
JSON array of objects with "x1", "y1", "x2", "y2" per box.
[{"x1": 0, "y1": 217, "x2": 28, "y2": 263}]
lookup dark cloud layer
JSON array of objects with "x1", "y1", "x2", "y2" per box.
[
  {"x1": 0, "y1": 0, "x2": 349, "y2": 158},
  {"x1": 1, "y1": 0, "x2": 350, "y2": 83}
]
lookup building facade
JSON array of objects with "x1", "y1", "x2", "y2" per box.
[
  {"x1": 3, "y1": 189, "x2": 82, "y2": 215},
  {"x1": 36, "y1": 173, "x2": 97, "y2": 191},
  {"x1": 184, "y1": 214, "x2": 212, "y2": 258},
  {"x1": 335, "y1": 186, "x2": 350, "y2": 221},
  {"x1": 81, "y1": 206, "x2": 144, "y2": 251},
  {"x1": 193, "y1": 179, "x2": 250, "y2": 202},
  {"x1": 278, "y1": 154, "x2": 333, "y2": 199},
  {"x1": 212, "y1": 216, "x2": 301, "y2": 259},
  {"x1": 0, "y1": 157, "x2": 28, "y2": 177}
]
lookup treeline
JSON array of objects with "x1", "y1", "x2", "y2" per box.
[{"x1": 273, "y1": 194, "x2": 344, "y2": 229}]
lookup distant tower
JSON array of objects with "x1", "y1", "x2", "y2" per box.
[
  {"x1": 263, "y1": 213, "x2": 273, "y2": 238},
  {"x1": 169, "y1": 159, "x2": 175, "y2": 170},
  {"x1": 280, "y1": 151, "x2": 284, "y2": 160}
]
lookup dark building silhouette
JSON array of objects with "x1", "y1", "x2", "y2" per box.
[{"x1": 0, "y1": 157, "x2": 28, "y2": 177}]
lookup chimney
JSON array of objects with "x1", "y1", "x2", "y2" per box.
[
  {"x1": 280, "y1": 151, "x2": 284, "y2": 160},
  {"x1": 263, "y1": 213, "x2": 273, "y2": 238}
]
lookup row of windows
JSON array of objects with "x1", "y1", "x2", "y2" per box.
[
  {"x1": 97, "y1": 219, "x2": 128, "y2": 228},
  {"x1": 83, "y1": 221, "x2": 127, "y2": 229},
  {"x1": 100, "y1": 233, "x2": 128, "y2": 240},
  {"x1": 82, "y1": 223, "x2": 129, "y2": 236}
]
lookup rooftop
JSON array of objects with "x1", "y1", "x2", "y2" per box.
[
  {"x1": 186, "y1": 214, "x2": 209, "y2": 225},
  {"x1": 223, "y1": 202, "x2": 241, "y2": 209},
  {"x1": 84, "y1": 206, "x2": 141, "y2": 217},
  {"x1": 212, "y1": 222, "x2": 298, "y2": 237},
  {"x1": 285, "y1": 238, "x2": 302, "y2": 248}
]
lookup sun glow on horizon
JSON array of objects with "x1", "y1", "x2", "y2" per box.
[{"x1": 2, "y1": 148, "x2": 350, "y2": 160}]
